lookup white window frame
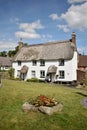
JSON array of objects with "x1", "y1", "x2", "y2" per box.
[
  {"x1": 40, "y1": 60, "x2": 45, "y2": 66},
  {"x1": 18, "y1": 61, "x2": 21, "y2": 66},
  {"x1": 31, "y1": 71, "x2": 36, "y2": 78},
  {"x1": 40, "y1": 70, "x2": 45, "y2": 78},
  {"x1": 59, "y1": 70, "x2": 65, "y2": 79},
  {"x1": 59, "y1": 59, "x2": 64, "y2": 66},
  {"x1": 17, "y1": 70, "x2": 20, "y2": 78},
  {"x1": 32, "y1": 60, "x2": 37, "y2": 66}
]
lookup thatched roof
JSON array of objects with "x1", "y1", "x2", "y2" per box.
[
  {"x1": 0, "y1": 57, "x2": 12, "y2": 67},
  {"x1": 47, "y1": 65, "x2": 57, "y2": 73},
  {"x1": 20, "y1": 65, "x2": 28, "y2": 73},
  {"x1": 13, "y1": 40, "x2": 75, "y2": 61}
]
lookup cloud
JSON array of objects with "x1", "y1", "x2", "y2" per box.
[
  {"x1": 0, "y1": 41, "x2": 16, "y2": 51},
  {"x1": 57, "y1": 25, "x2": 69, "y2": 32},
  {"x1": 61, "y1": 2, "x2": 87, "y2": 30},
  {"x1": 15, "y1": 20, "x2": 44, "y2": 39},
  {"x1": 77, "y1": 47, "x2": 87, "y2": 54},
  {"x1": 15, "y1": 31, "x2": 41, "y2": 39},
  {"x1": 49, "y1": 2, "x2": 87, "y2": 32},
  {"x1": 68, "y1": 0, "x2": 87, "y2": 4},
  {"x1": 49, "y1": 13, "x2": 60, "y2": 20}
]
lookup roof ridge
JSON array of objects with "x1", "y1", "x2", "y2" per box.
[{"x1": 24, "y1": 40, "x2": 70, "y2": 48}]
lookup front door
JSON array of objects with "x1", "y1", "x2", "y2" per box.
[
  {"x1": 20, "y1": 73, "x2": 26, "y2": 80},
  {"x1": 47, "y1": 73, "x2": 55, "y2": 82}
]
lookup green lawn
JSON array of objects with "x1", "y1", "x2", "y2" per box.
[{"x1": 0, "y1": 79, "x2": 87, "y2": 130}]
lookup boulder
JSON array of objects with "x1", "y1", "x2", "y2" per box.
[
  {"x1": 39, "y1": 103, "x2": 63, "y2": 115},
  {"x1": 39, "y1": 106, "x2": 53, "y2": 115},
  {"x1": 52, "y1": 103, "x2": 63, "y2": 112},
  {"x1": 22, "y1": 102, "x2": 38, "y2": 112},
  {"x1": 22, "y1": 102, "x2": 63, "y2": 115}
]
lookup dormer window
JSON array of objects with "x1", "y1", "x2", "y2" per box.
[
  {"x1": 18, "y1": 61, "x2": 21, "y2": 66},
  {"x1": 32, "y1": 60, "x2": 37, "y2": 66},
  {"x1": 59, "y1": 59, "x2": 64, "y2": 66},
  {"x1": 40, "y1": 60, "x2": 45, "y2": 66}
]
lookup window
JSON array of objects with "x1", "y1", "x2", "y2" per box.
[
  {"x1": 40, "y1": 70, "x2": 45, "y2": 78},
  {"x1": 40, "y1": 60, "x2": 45, "y2": 66},
  {"x1": 31, "y1": 71, "x2": 36, "y2": 78},
  {"x1": 18, "y1": 61, "x2": 21, "y2": 66},
  {"x1": 5, "y1": 66, "x2": 9, "y2": 70},
  {"x1": 59, "y1": 71, "x2": 65, "y2": 79},
  {"x1": 17, "y1": 70, "x2": 20, "y2": 78},
  {"x1": 59, "y1": 59, "x2": 64, "y2": 66},
  {"x1": 32, "y1": 60, "x2": 37, "y2": 66}
]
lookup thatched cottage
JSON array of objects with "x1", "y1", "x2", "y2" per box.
[
  {"x1": 0, "y1": 56, "x2": 12, "y2": 70},
  {"x1": 12, "y1": 32, "x2": 78, "y2": 83}
]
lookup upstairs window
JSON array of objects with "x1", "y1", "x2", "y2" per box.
[
  {"x1": 32, "y1": 60, "x2": 37, "y2": 66},
  {"x1": 59, "y1": 71, "x2": 65, "y2": 79},
  {"x1": 40, "y1": 70, "x2": 45, "y2": 78},
  {"x1": 59, "y1": 59, "x2": 64, "y2": 66},
  {"x1": 18, "y1": 61, "x2": 21, "y2": 66},
  {"x1": 40, "y1": 60, "x2": 45, "y2": 66}
]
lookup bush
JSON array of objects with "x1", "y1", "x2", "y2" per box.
[
  {"x1": 8, "y1": 68, "x2": 14, "y2": 79},
  {"x1": 39, "y1": 79, "x2": 46, "y2": 83},
  {"x1": 14, "y1": 78, "x2": 22, "y2": 81},
  {"x1": 29, "y1": 95, "x2": 58, "y2": 107},
  {"x1": 83, "y1": 79, "x2": 87, "y2": 87},
  {"x1": 26, "y1": 78, "x2": 39, "y2": 82}
]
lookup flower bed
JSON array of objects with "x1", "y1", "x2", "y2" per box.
[
  {"x1": 29, "y1": 95, "x2": 58, "y2": 107},
  {"x1": 22, "y1": 95, "x2": 63, "y2": 115}
]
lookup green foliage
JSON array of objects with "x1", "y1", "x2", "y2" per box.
[
  {"x1": 83, "y1": 79, "x2": 87, "y2": 88},
  {"x1": 0, "y1": 43, "x2": 28, "y2": 57},
  {"x1": 8, "y1": 68, "x2": 14, "y2": 79},
  {"x1": 26, "y1": 78, "x2": 39, "y2": 82},
  {"x1": 0, "y1": 51, "x2": 7, "y2": 57},
  {"x1": 8, "y1": 50, "x2": 16, "y2": 57},
  {"x1": 14, "y1": 78, "x2": 22, "y2": 81},
  {"x1": 29, "y1": 95, "x2": 58, "y2": 107}
]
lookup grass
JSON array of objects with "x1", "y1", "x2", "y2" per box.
[{"x1": 0, "y1": 79, "x2": 87, "y2": 130}]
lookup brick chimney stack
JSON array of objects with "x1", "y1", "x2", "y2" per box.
[
  {"x1": 18, "y1": 38, "x2": 23, "y2": 49},
  {"x1": 72, "y1": 32, "x2": 76, "y2": 46}
]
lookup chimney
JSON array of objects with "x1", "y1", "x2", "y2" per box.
[
  {"x1": 72, "y1": 32, "x2": 76, "y2": 46},
  {"x1": 18, "y1": 38, "x2": 23, "y2": 49}
]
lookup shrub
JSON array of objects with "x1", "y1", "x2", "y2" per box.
[
  {"x1": 14, "y1": 77, "x2": 22, "y2": 81},
  {"x1": 26, "y1": 78, "x2": 39, "y2": 82},
  {"x1": 29, "y1": 95, "x2": 58, "y2": 107},
  {"x1": 39, "y1": 79, "x2": 46, "y2": 83},
  {"x1": 8, "y1": 68, "x2": 14, "y2": 79},
  {"x1": 83, "y1": 79, "x2": 87, "y2": 87}
]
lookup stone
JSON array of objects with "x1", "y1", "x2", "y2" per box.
[
  {"x1": 52, "y1": 103, "x2": 63, "y2": 112},
  {"x1": 39, "y1": 103, "x2": 63, "y2": 115},
  {"x1": 81, "y1": 98, "x2": 87, "y2": 108},
  {"x1": 22, "y1": 102, "x2": 38, "y2": 112},
  {"x1": 22, "y1": 102, "x2": 63, "y2": 115},
  {"x1": 39, "y1": 106, "x2": 53, "y2": 115}
]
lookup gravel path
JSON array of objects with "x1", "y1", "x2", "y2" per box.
[{"x1": 81, "y1": 98, "x2": 87, "y2": 108}]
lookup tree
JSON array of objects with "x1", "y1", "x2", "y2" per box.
[
  {"x1": 0, "y1": 51, "x2": 7, "y2": 57},
  {"x1": 8, "y1": 46, "x2": 19, "y2": 57}
]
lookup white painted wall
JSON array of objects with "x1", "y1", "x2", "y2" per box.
[
  {"x1": 12, "y1": 51, "x2": 78, "y2": 82},
  {"x1": 57, "y1": 51, "x2": 77, "y2": 82}
]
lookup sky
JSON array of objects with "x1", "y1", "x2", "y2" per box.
[{"x1": 0, "y1": 0, "x2": 87, "y2": 54}]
